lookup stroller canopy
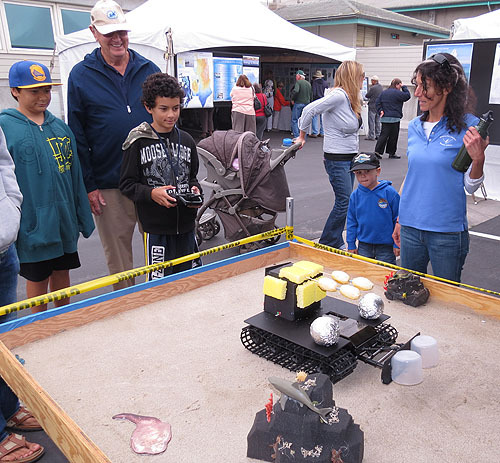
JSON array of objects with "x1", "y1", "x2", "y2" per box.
[{"x1": 198, "y1": 130, "x2": 290, "y2": 212}]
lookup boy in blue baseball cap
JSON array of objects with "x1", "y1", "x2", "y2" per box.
[
  {"x1": 0, "y1": 61, "x2": 94, "y2": 313},
  {"x1": 346, "y1": 152, "x2": 400, "y2": 264}
]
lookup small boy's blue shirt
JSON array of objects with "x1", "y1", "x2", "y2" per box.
[{"x1": 346, "y1": 179, "x2": 400, "y2": 249}]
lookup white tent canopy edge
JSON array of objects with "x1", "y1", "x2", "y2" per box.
[{"x1": 56, "y1": 0, "x2": 356, "y2": 106}]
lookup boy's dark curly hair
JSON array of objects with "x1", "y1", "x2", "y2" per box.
[
  {"x1": 412, "y1": 53, "x2": 475, "y2": 133},
  {"x1": 141, "y1": 72, "x2": 185, "y2": 109}
]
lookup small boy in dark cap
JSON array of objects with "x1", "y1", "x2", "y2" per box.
[{"x1": 346, "y1": 152, "x2": 400, "y2": 264}]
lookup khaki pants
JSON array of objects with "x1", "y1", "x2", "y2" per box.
[{"x1": 94, "y1": 189, "x2": 139, "y2": 291}]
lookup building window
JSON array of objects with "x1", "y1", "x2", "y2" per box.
[
  {"x1": 4, "y1": 2, "x2": 55, "y2": 49},
  {"x1": 61, "y1": 9, "x2": 90, "y2": 35},
  {"x1": 356, "y1": 25, "x2": 378, "y2": 47}
]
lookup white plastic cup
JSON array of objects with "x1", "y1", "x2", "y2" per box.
[
  {"x1": 411, "y1": 335, "x2": 439, "y2": 369},
  {"x1": 391, "y1": 350, "x2": 423, "y2": 386}
]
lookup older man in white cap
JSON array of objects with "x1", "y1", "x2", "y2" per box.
[
  {"x1": 364, "y1": 75, "x2": 383, "y2": 140},
  {"x1": 67, "y1": 0, "x2": 160, "y2": 290}
]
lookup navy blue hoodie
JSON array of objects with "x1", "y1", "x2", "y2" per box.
[
  {"x1": 67, "y1": 48, "x2": 160, "y2": 192},
  {"x1": 346, "y1": 180, "x2": 400, "y2": 249},
  {"x1": 376, "y1": 86, "x2": 410, "y2": 119}
]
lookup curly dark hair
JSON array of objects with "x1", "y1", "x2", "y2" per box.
[
  {"x1": 412, "y1": 53, "x2": 475, "y2": 133},
  {"x1": 141, "y1": 72, "x2": 185, "y2": 109}
]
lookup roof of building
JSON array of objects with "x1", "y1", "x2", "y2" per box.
[
  {"x1": 374, "y1": 0, "x2": 498, "y2": 9},
  {"x1": 275, "y1": 0, "x2": 449, "y2": 35}
]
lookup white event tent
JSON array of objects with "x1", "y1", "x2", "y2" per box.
[
  {"x1": 56, "y1": 0, "x2": 356, "y2": 90},
  {"x1": 452, "y1": 9, "x2": 500, "y2": 200},
  {"x1": 452, "y1": 9, "x2": 500, "y2": 39}
]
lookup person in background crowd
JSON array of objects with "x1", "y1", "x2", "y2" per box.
[
  {"x1": 67, "y1": 0, "x2": 160, "y2": 291},
  {"x1": 290, "y1": 70, "x2": 312, "y2": 138},
  {"x1": 0, "y1": 61, "x2": 94, "y2": 314},
  {"x1": 230, "y1": 74, "x2": 256, "y2": 134},
  {"x1": 364, "y1": 75, "x2": 383, "y2": 140},
  {"x1": 375, "y1": 78, "x2": 410, "y2": 159},
  {"x1": 272, "y1": 81, "x2": 290, "y2": 130},
  {"x1": 0, "y1": 128, "x2": 44, "y2": 463},
  {"x1": 393, "y1": 53, "x2": 488, "y2": 282},
  {"x1": 263, "y1": 71, "x2": 275, "y2": 132},
  {"x1": 310, "y1": 70, "x2": 329, "y2": 138},
  {"x1": 253, "y1": 83, "x2": 268, "y2": 140},
  {"x1": 295, "y1": 61, "x2": 365, "y2": 250}
]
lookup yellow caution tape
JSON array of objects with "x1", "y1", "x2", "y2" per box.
[
  {"x1": 0, "y1": 227, "x2": 287, "y2": 315},
  {"x1": 293, "y1": 236, "x2": 500, "y2": 297},
  {"x1": 2, "y1": 227, "x2": 497, "y2": 316}
]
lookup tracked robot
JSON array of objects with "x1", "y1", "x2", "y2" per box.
[{"x1": 241, "y1": 261, "x2": 418, "y2": 384}]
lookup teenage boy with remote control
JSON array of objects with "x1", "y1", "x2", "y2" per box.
[{"x1": 120, "y1": 73, "x2": 202, "y2": 279}]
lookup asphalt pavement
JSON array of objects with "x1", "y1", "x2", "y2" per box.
[{"x1": 14, "y1": 128, "x2": 500, "y2": 310}]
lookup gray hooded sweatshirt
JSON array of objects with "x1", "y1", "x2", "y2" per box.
[{"x1": 0, "y1": 128, "x2": 22, "y2": 253}]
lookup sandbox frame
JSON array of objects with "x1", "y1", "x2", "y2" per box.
[{"x1": 0, "y1": 241, "x2": 498, "y2": 462}]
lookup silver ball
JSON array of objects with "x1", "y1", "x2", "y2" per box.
[
  {"x1": 359, "y1": 293, "x2": 384, "y2": 319},
  {"x1": 310, "y1": 315, "x2": 340, "y2": 347}
]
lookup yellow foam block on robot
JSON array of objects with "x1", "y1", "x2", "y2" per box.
[
  {"x1": 315, "y1": 284, "x2": 327, "y2": 302},
  {"x1": 279, "y1": 265, "x2": 311, "y2": 284},
  {"x1": 263, "y1": 275, "x2": 287, "y2": 300},
  {"x1": 293, "y1": 260, "x2": 324, "y2": 277},
  {"x1": 296, "y1": 280, "x2": 325, "y2": 308}
]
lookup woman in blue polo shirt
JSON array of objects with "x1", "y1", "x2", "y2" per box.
[{"x1": 393, "y1": 53, "x2": 488, "y2": 283}]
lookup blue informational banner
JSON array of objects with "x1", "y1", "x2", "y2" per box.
[
  {"x1": 243, "y1": 66, "x2": 260, "y2": 85},
  {"x1": 177, "y1": 52, "x2": 214, "y2": 108},
  {"x1": 426, "y1": 43, "x2": 474, "y2": 82},
  {"x1": 213, "y1": 57, "x2": 243, "y2": 101}
]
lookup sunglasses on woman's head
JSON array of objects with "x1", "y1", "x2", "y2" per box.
[{"x1": 430, "y1": 53, "x2": 451, "y2": 70}]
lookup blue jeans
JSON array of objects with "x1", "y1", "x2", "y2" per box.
[
  {"x1": 0, "y1": 244, "x2": 19, "y2": 323},
  {"x1": 319, "y1": 159, "x2": 354, "y2": 249},
  {"x1": 0, "y1": 245, "x2": 20, "y2": 440},
  {"x1": 0, "y1": 377, "x2": 19, "y2": 441},
  {"x1": 291, "y1": 103, "x2": 306, "y2": 138},
  {"x1": 312, "y1": 114, "x2": 324, "y2": 135},
  {"x1": 358, "y1": 242, "x2": 396, "y2": 265},
  {"x1": 400, "y1": 225, "x2": 469, "y2": 283}
]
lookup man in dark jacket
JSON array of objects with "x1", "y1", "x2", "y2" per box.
[
  {"x1": 364, "y1": 75, "x2": 383, "y2": 140},
  {"x1": 310, "y1": 70, "x2": 329, "y2": 137},
  {"x1": 67, "y1": 0, "x2": 160, "y2": 290},
  {"x1": 375, "y1": 78, "x2": 410, "y2": 159}
]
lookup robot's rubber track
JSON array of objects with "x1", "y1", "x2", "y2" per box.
[{"x1": 241, "y1": 326, "x2": 358, "y2": 384}]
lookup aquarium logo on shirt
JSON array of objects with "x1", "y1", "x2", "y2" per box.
[
  {"x1": 378, "y1": 198, "x2": 388, "y2": 209},
  {"x1": 439, "y1": 135, "x2": 457, "y2": 147}
]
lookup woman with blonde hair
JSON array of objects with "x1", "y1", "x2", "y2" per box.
[
  {"x1": 295, "y1": 60, "x2": 365, "y2": 249},
  {"x1": 230, "y1": 74, "x2": 256, "y2": 134}
]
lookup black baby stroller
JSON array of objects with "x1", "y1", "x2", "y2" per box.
[{"x1": 195, "y1": 130, "x2": 299, "y2": 249}]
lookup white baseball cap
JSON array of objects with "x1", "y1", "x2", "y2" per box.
[{"x1": 91, "y1": 0, "x2": 130, "y2": 35}]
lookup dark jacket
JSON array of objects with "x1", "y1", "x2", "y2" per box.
[
  {"x1": 0, "y1": 109, "x2": 94, "y2": 263},
  {"x1": 67, "y1": 48, "x2": 160, "y2": 193},
  {"x1": 291, "y1": 79, "x2": 312, "y2": 104},
  {"x1": 120, "y1": 123, "x2": 201, "y2": 235},
  {"x1": 312, "y1": 78, "x2": 329, "y2": 101},
  {"x1": 364, "y1": 83, "x2": 383, "y2": 110},
  {"x1": 376, "y1": 86, "x2": 411, "y2": 119}
]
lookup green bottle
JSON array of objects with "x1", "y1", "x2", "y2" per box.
[{"x1": 452, "y1": 110, "x2": 494, "y2": 172}]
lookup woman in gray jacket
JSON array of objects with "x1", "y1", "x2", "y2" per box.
[{"x1": 295, "y1": 61, "x2": 365, "y2": 249}]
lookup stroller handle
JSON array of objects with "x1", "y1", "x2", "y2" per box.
[{"x1": 269, "y1": 142, "x2": 302, "y2": 171}]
